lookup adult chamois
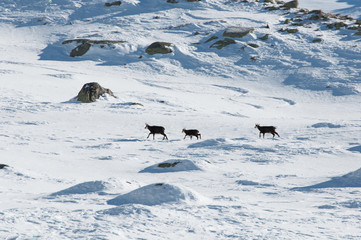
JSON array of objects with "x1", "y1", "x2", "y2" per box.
[
  {"x1": 182, "y1": 129, "x2": 201, "y2": 140},
  {"x1": 145, "y1": 124, "x2": 168, "y2": 140},
  {"x1": 255, "y1": 124, "x2": 280, "y2": 138}
]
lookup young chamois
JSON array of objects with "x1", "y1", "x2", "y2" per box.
[
  {"x1": 145, "y1": 124, "x2": 168, "y2": 140},
  {"x1": 182, "y1": 129, "x2": 201, "y2": 140},
  {"x1": 255, "y1": 124, "x2": 280, "y2": 138}
]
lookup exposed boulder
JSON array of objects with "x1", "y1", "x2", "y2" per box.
[
  {"x1": 70, "y1": 42, "x2": 91, "y2": 57},
  {"x1": 77, "y1": 82, "x2": 115, "y2": 103},
  {"x1": 210, "y1": 38, "x2": 236, "y2": 49},
  {"x1": 312, "y1": 38, "x2": 322, "y2": 43},
  {"x1": 259, "y1": 34, "x2": 270, "y2": 40},
  {"x1": 62, "y1": 39, "x2": 126, "y2": 57},
  {"x1": 145, "y1": 42, "x2": 173, "y2": 55},
  {"x1": 0, "y1": 164, "x2": 9, "y2": 169},
  {"x1": 105, "y1": 1, "x2": 121, "y2": 6},
  {"x1": 223, "y1": 26, "x2": 254, "y2": 38},
  {"x1": 283, "y1": 0, "x2": 298, "y2": 9}
]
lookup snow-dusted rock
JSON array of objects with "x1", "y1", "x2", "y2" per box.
[
  {"x1": 139, "y1": 159, "x2": 201, "y2": 173},
  {"x1": 223, "y1": 26, "x2": 254, "y2": 38},
  {"x1": 76, "y1": 82, "x2": 115, "y2": 103}
]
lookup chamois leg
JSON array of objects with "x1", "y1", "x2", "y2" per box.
[
  {"x1": 275, "y1": 131, "x2": 280, "y2": 137},
  {"x1": 199, "y1": 134, "x2": 201, "y2": 139},
  {"x1": 162, "y1": 134, "x2": 168, "y2": 140},
  {"x1": 147, "y1": 133, "x2": 151, "y2": 139},
  {"x1": 184, "y1": 135, "x2": 186, "y2": 139}
]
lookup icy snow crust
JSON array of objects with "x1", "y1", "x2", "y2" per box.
[{"x1": 1, "y1": 0, "x2": 361, "y2": 239}]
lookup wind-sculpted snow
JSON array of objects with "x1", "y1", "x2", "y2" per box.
[
  {"x1": 292, "y1": 167, "x2": 361, "y2": 191},
  {"x1": 2, "y1": 0, "x2": 361, "y2": 239},
  {"x1": 107, "y1": 183, "x2": 202, "y2": 206},
  {"x1": 50, "y1": 181, "x2": 107, "y2": 196}
]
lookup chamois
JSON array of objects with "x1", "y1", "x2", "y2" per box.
[
  {"x1": 255, "y1": 124, "x2": 280, "y2": 138},
  {"x1": 145, "y1": 124, "x2": 168, "y2": 140},
  {"x1": 182, "y1": 129, "x2": 201, "y2": 140}
]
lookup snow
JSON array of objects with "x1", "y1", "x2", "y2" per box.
[{"x1": 1, "y1": 0, "x2": 361, "y2": 239}]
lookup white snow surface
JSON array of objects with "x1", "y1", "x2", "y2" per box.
[{"x1": 1, "y1": 0, "x2": 361, "y2": 239}]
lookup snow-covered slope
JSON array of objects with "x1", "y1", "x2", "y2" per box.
[{"x1": 1, "y1": 0, "x2": 361, "y2": 239}]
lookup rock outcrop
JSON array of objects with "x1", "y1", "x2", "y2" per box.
[
  {"x1": 76, "y1": 82, "x2": 115, "y2": 103},
  {"x1": 145, "y1": 42, "x2": 173, "y2": 55}
]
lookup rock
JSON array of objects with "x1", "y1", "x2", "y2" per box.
[
  {"x1": 283, "y1": 0, "x2": 298, "y2": 9},
  {"x1": 264, "y1": 0, "x2": 275, "y2": 3},
  {"x1": 0, "y1": 164, "x2": 9, "y2": 169},
  {"x1": 145, "y1": 42, "x2": 173, "y2": 55},
  {"x1": 280, "y1": 28, "x2": 298, "y2": 33},
  {"x1": 210, "y1": 38, "x2": 236, "y2": 49},
  {"x1": 76, "y1": 82, "x2": 115, "y2": 103},
  {"x1": 105, "y1": 1, "x2": 121, "y2": 6},
  {"x1": 259, "y1": 34, "x2": 270, "y2": 40},
  {"x1": 70, "y1": 42, "x2": 91, "y2": 57},
  {"x1": 167, "y1": 0, "x2": 179, "y2": 3},
  {"x1": 62, "y1": 39, "x2": 126, "y2": 57},
  {"x1": 247, "y1": 43, "x2": 259, "y2": 48},
  {"x1": 312, "y1": 38, "x2": 322, "y2": 43},
  {"x1": 205, "y1": 35, "x2": 218, "y2": 43},
  {"x1": 223, "y1": 26, "x2": 254, "y2": 38}
]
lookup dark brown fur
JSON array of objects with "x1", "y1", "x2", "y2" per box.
[
  {"x1": 182, "y1": 129, "x2": 201, "y2": 140},
  {"x1": 145, "y1": 124, "x2": 168, "y2": 140},
  {"x1": 255, "y1": 124, "x2": 280, "y2": 138}
]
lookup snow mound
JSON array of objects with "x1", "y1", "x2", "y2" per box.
[
  {"x1": 292, "y1": 167, "x2": 361, "y2": 191},
  {"x1": 310, "y1": 122, "x2": 343, "y2": 128},
  {"x1": 50, "y1": 181, "x2": 107, "y2": 196},
  {"x1": 348, "y1": 145, "x2": 361, "y2": 153},
  {"x1": 139, "y1": 159, "x2": 201, "y2": 173},
  {"x1": 107, "y1": 183, "x2": 202, "y2": 206},
  {"x1": 99, "y1": 205, "x2": 154, "y2": 216},
  {"x1": 236, "y1": 180, "x2": 273, "y2": 187}
]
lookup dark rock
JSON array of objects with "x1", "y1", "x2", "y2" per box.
[
  {"x1": 247, "y1": 43, "x2": 259, "y2": 48},
  {"x1": 210, "y1": 38, "x2": 236, "y2": 49},
  {"x1": 77, "y1": 82, "x2": 115, "y2": 103},
  {"x1": 105, "y1": 1, "x2": 121, "y2": 6},
  {"x1": 223, "y1": 26, "x2": 254, "y2": 38},
  {"x1": 0, "y1": 164, "x2": 9, "y2": 169},
  {"x1": 283, "y1": 0, "x2": 298, "y2": 8},
  {"x1": 145, "y1": 42, "x2": 173, "y2": 55},
  {"x1": 312, "y1": 38, "x2": 322, "y2": 43},
  {"x1": 205, "y1": 35, "x2": 218, "y2": 43},
  {"x1": 260, "y1": 34, "x2": 270, "y2": 40},
  {"x1": 158, "y1": 162, "x2": 180, "y2": 168},
  {"x1": 167, "y1": 0, "x2": 179, "y2": 3},
  {"x1": 280, "y1": 28, "x2": 298, "y2": 33},
  {"x1": 266, "y1": 6, "x2": 279, "y2": 11},
  {"x1": 62, "y1": 39, "x2": 126, "y2": 57},
  {"x1": 70, "y1": 42, "x2": 91, "y2": 57}
]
